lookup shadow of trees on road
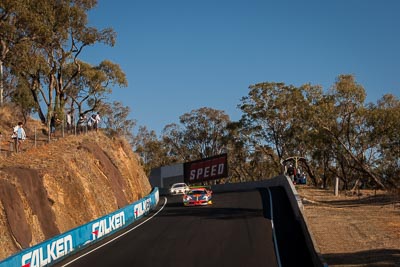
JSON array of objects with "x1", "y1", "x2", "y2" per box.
[{"x1": 323, "y1": 248, "x2": 400, "y2": 266}]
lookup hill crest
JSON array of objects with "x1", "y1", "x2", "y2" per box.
[{"x1": 0, "y1": 112, "x2": 151, "y2": 260}]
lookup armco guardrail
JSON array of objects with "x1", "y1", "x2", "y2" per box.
[{"x1": 0, "y1": 187, "x2": 160, "y2": 267}]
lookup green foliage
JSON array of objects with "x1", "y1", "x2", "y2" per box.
[
  {"x1": 0, "y1": 0, "x2": 123, "y2": 126},
  {"x1": 10, "y1": 77, "x2": 37, "y2": 122},
  {"x1": 2, "y1": 1, "x2": 398, "y2": 190},
  {"x1": 132, "y1": 126, "x2": 175, "y2": 176},
  {"x1": 162, "y1": 107, "x2": 230, "y2": 162},
  {"x1": 135, "y1": 75, "x2": 398, "y2": 189},
  {"x1": 101, "y1": 101, "x2": 136, "y2": 142}
]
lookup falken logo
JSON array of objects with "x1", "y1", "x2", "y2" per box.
[
  {"x1": 21, "y1": 235, "x2": 73, "y2": 267},
  {"x1": 134, "y1": 198, "x2": 151, "y2": 219},
  {"x1": 92, "y1": 211, "x2": 125, "y2": 240}
]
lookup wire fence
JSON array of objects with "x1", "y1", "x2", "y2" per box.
[{"x1": 0, "y1": 120, "x2": 100, "y2": 157}]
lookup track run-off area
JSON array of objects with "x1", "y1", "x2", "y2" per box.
[{"x1": 55, "y1": 186, "x2": 315, "y2": 267}]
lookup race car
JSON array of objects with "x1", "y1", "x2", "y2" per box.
[
  {"x1": 183, "y1": 187, "x2": 212, "y2": 206},
  {"x1": 169, "y1": 183, "x2": 190, "y2": 195}
]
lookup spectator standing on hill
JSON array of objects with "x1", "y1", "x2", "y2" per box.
[
  {"x1": 77, "y1": 114, "x2": 86, "y2": 134},
  {"x1": 12, "y1": 122, "x2": 26, "y2": 152},
  {"x1": 50, "y1": 113, "x2": 61, "y2": 138},
  {"x1": 87, "y1": 114, "x2": 94, "y2": 131},
  {"x1": 287, "y1": 164, "x2": 295, "y2": 183},
  {"x1": 94, "y1": 112, "x2": 101, "y2": 132},
  {"x1": 66, "y1": 111, "x2": 72, "y2": 134}
]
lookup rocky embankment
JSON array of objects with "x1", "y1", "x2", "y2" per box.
[{"x1": 0, "y1": 132, "x2": 151, "y2": 260}]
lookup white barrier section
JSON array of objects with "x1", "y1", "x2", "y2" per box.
[{"x1": 0, "y1": 188, "x2": 160, "y2": 267}]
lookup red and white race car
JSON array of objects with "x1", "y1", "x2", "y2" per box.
[{"x1": 183, "y1": 187, "x2": 213, "y2": 206}]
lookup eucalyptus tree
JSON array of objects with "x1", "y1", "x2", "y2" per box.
[
  {"x1": 2, "y1": 0, "x2": 118, "y2": 125},
  {"x1": 100, "y1": 101, "x2": 136, "y2": 143},
  {"x1": 10, "y1": 76, "x2": 37, "y2": 123},
  {"x1": 133, "y1": 126, "x2": 175, "y2": 176},
  {"x1": 67, "y1": 59, "x2": 127, "y2": 118},
  {"x1": 365, "y1": 94, "x2": 400, "y2": 188},
  {"x1": 225, "y1": 120, "x2": 279, "y2": 182},
  {"x1": 224, "y1": 121, "x2": 254, "y2": 182},
  {"x1": 239, "y1": 82, "x2": 314, "y2": 174},
  {"x1": 315, "y1": 75, "x2": 386, "y2": 189},
  {"x1": 162, "y1": 123, "x2": 188, "y2": 161},
  {"x1": 295, "y1": 83, "x2": 332, "y2": 186},
  {"x1": 162, "y1": 107, "x2": 230, "y2": 162},
  {"x1": 0, "y1": 0, "x2": 38, "y2": 106}
]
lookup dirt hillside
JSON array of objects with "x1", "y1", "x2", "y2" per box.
[
  {"x1": 0, "y1": 129, "x2": 152, "y2": 261},
  {"x1": 297, "y1": 186, "x2": 400, "y2": 267}
]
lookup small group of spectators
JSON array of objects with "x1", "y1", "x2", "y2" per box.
[
  {"x1": 76, "y1": 112, "x2": 101, "y2": 134},
  {"x1": 9, "y1": 110, "x2": 101, "y2": 153},
  {"x1": 51, "y1": 110, "x2": 101, "y2": 136},
  {"x1": 287, "y1": 164, "x2": 307, "y2": 184}
]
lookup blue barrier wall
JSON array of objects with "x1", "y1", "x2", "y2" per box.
[{"x1": 0, "y1": 187, "x2": 159, "y2": 267}]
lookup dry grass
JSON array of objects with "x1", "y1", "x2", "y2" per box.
[
  {"x1": 297, "y1": 186, "x2": 400, "y2": 267},
  {"x1": 0, "y1": 105, "x2": 152, "y2": 261}
]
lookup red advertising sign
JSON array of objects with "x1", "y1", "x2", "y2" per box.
[{"x1": 184, "y1": 154, "x2": 228, "y2": 184}]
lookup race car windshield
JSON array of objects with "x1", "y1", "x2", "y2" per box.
[{"x1": 190, "y1": 190, "x2": 206, "y2": 194}]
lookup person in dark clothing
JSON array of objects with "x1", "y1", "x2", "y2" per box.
[
  {"x1": 50, "y1": 113, "x2": 61, "y2": 138},
  {"x1": 287, "y1": 164, "x2": 295, "y2": 183}
]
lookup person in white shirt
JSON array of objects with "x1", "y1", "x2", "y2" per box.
[
  {"x1": 13, "y1": 122, "x2": 26, "y2": 152},
  {"x1": 94, "y1": 112, "x2": 101, "y2": 132},
  {"x1": 66, "y1": 111, "x2": 72, "y2": 133}
]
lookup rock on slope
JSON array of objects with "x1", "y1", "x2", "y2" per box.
[{"x1": 0, "y1": 132, "x2": 152, "y2": 260}]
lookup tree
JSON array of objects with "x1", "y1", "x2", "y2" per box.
[
  {"x1": 316, "y1": 75, "x2": 386, "y2": 189},
  {"x1": 0, "y1": 0, "x2": 36, "y2": 106},
  {"x1": 365, "y1": 94, "x2": 400, "y2": 188},
  {"x1": 162, "y1": 107, "x2": 230, "y2": 162},
  {"x1": 101, "y1": 101, "x2": 136, "y2": 143},
  {"x1": 2, "y1": 0, "x2": 118, "y2": 125},
  {"x1": 11, "y1": 76, "x2": 37, "y2": 123},
  {"x1": 225, "y1": 120, "x2": 279, "y2": 182},
  {"x1": 239, "y1": 82, "x2": 313, "y2": 174},
  {"x1": 67, "y1": 60, "x2": 127, "y2": 117},
  {"x1": 133, "y1": 126, "x2": 174, "y2": 176}
]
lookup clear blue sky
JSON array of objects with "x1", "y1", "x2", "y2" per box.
[{"x1": 83, "y1": 0, "x2": 400, "y2": 135}]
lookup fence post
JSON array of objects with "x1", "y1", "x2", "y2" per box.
[
  {"x1": 334, "y1": 177, "x2": 339, "y2": 196},
  {"x1": 34, "y1": 126, "x2": 37, "y2": 148},
  {"x1": 16, "y1": 136, "x2": 19, "y2": 153},
  {"x1": 62, "y1": 119, "x2": 65, "y2": 138},
  {"x1": 48, "y1": 120, "x2": 51, "y2": 143}
]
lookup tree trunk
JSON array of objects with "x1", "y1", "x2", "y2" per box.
[{"x1": 324, "y1": 126, "x2": 386, "y2": 189}]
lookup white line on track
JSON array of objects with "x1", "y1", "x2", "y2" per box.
[
  {"x1": 268, "y1": 188, "x2": 282, "y2": 267},
  {"x1": 61, "y1": 197, "x2": 168, "y2": 267}
]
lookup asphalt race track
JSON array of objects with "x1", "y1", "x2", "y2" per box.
[{"x1": 55, "y1": 187, "x2": 314, "y2": 267}]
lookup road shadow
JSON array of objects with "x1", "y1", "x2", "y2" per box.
[
  {"x1": 319, "y1": 193, "x2": 399, "y2": 208},
  {"x1": 160, "y1": 191, "x2": 265, "y2": 220},
  {"x1": 160, "y1": 205, "x2": 263, "y2": 220},
  {"x1": 323, "y1": 248, "x2": 400, "y2": 266}
]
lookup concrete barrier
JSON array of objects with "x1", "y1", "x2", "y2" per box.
[
  {"x1": 0, "y1": 187, "x2": 160, "y2": 267},
  {"x1": 211, "y1": 176, "x2": 327, "y2": 267}
]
